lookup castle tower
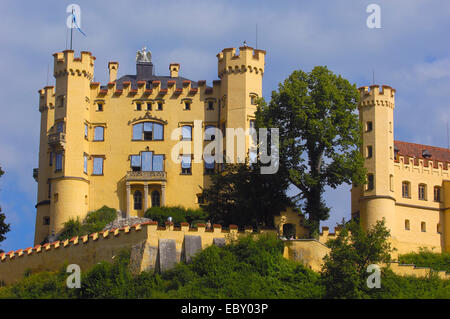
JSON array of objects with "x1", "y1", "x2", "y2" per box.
[
  {"x1": 216, "y1": 46, "x2": 265, "y2": 162},
  {"x1": 34, "y1": 50, "x2": 95, "y2": 244},
  {"x1": 353, "y1": 85, "x2": 397, "y2": 236}
]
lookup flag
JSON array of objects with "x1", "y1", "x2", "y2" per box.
[{"x1": 72, "y1": 12, "x2": 86, "y2": 37}]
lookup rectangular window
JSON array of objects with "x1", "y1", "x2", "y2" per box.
[
  {"x1": 131, "y1": 155, "x2": 141, "y2": 171},
  {"x1": 434, "y1": 186, "x2": 441, "y2": 202},
  {"x1": 49, "y1": 152, "x2": 53, "y2": 166},
  {"x1": 83, "y1": 154, "x2": 88, "y2": 174},
  {"x1": 56, "y1": 122, "x2": 64, "y2": 133},
  {"x1": 366, "y1": 146, "x2": 373, "y2": 158},
  {"x1": 93, "y1": 157, "x2": 104, "y2": 175},
  {"x1": 366, "y1": 121, "x2": 373, "y2": 132},
  {"x1": 405, "y1": 220, "x2": 410, "y2": 230},
  {"x1": 94, "y1": 126, "x2": 104, "y2": 141},
  {"x1": 389, "y1": 175, "x2": 394, "y2": 192},
  {"x1": 181, "y1": 155, "x2": 192, "y2": 174},
  {"x1": 136, "y1": 102, "x2": 142, "y2": 111},
  {"x1": 207, "y1": 101, "x2": 214, "y2": 110},
  {"x1": 182, "y1": 125, "x2": 192, "y2": 140},
  {"x1": 143, "y1": 122, "x2": 153, "y2": 140},
  {"x1": 97, "y1": 103, "x2": 103, "y2": 111},
  {"x1": 367, "y1": 174, "x2": 374, "y2": 191},
  {"x1": 55, "y1": 153, "x2": 63, "y2": 171},
  {"x1": 421, "y1": 222, "x2": 426, "y2": 232},
  {"x1": 153, "y1": 123, "x2": 163, "y2": 140},
  {"x1": 141, "y1": 151, "x2": 153, "y2": 172},
  {"x1": 204, "y1": 155, "x2": 215, "y2": 174},
  {"x1": 153, "y1": 155, "x2": 164, "y2": 171},
  {"x1": 157, "y1": 102, "x2": 163, "y2": 110},
  {"x1": 133, "y1": 123, "x2": 143, "y2": 140},
  {"x1": 184, "y1": 101, "x2": 191, "y2": 110},
  {"x1": 43, "y1": 216, "x2": 50, "y2": 226},
  {"x1": 84, "y1": 124, "x2": 88, "y2": 139},
  {"x1": 204, "y1": 125, "x2": 216, "y2": 141},
  {"x1": 146, "y1": 103, "x2": 152, "y2": 111}
]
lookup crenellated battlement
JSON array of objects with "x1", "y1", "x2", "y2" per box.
[
  {"x1": 358, "y1": 84, "x2": 396, "y2": 109},
  {"x1": 318, "y1": 226, "x2": 344, "y2": 244},
  {"x1": 38, "y1": 86, "x2": 55, "y2": 112},
  {"x1": 53, "y1": 50, "x2": 95, "y2": 80},
  {"x1": 217, "y1": 46, "x2": 265, "y2": 79},
  {"x1": 395, "y1": 155, "x2": 449, "y2": 172}
]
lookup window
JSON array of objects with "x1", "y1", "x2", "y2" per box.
[
  {"x1": 204, "y1": 125, "x2": 216, "y2": 141},
  {"x1": 56, "y1": 122, "x2": 64, "y2": 133},
  {"x1": 181, "y1": 155, "x2": 192, "y2": 174},
  {"x1": 402, "y1": 181, "x2": 410, "y2": 198},
  {"x1": 366, "y1": 146, "x2": 373, "y2": 158},
  {"x1": 55, "y1": 153, "x2": 63, "y2": 171},
  {"x1": 434, "y1": 186, "x2": 441, "y2": 202},
  {"x1": 94, "y1": 126, "x2": 104, "y2": 141},
  {"x1": 136, "y1": 102, "x2": 142, "y2": 111},
  {"x1": 83, "y1": 154, "x2": 88, "y2": 174},
  {"x1": 197, "y1": 194, "x2": 205, "y2": 204},
  {"x1": 182, "y1": 125, "x2": 192, "y2": 140},
  {"x1": 207, "y1": 101, "x2": 214, "y2": 110},
  {"x1": 421, "y1": 222, "x2": 426, "y2": 232},
  {"x1": 250, "y1": 95, "x2": 258, "y2": 105},
  {"x1": 204, "y1": 155, "x2": 215, "y2": 174},
  {"x1": 157, "y1": 102, "x2": 163, "y2": 111},
  {"x1": 184, "y1": 101, "x2": 191, "y2": 110},
  {"x1": 133, "y1": 191, "x2": 142, "y2": 210},
  {"x1": 389, "y1": 174, "x2": 394, "y2": 192},
  {"x1": 366, "y1": 174, "x2": 374, "y2": 191},
  {"x1": 49, "y1": 152, "x2": 53, "y2": 166},
  {"x1": 92, "y1": 157, "x2": 104, "y2": 175},
  {"x1": 84, "y1": 124, "x2": 88, "y2": 139},
  {"x1": 418, "y1": 184, "x2": 427, "y2": 201},
  {"x1": 405, "y1": 219, "x2": 410, "y2": 230},
  {"x1": 97, "y1": 103, "x2": 103, "y2": 111},
  {"x1": 132, "y1": 122, "x2": 164, "y2": 141},
  {"x1": 151, "y1": 191, "x2": 160, "y2": 207},
  {"x1": 43, "y1": 216, "x2": 50, "y2": 225},
  {"x1": 130, "y1": 152, "x2": 164, "y2": 172},
  {"x1": 366, "y1": 121, "x2": 373, "y2": 132},
  {"x1": 146, "y1": 102, "x2": 152, "y2": 111}
]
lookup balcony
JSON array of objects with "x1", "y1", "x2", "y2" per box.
[
  {"x1": 126, "y1": 170, "x2": 167, "y2": 181},
  {"x1": 48, "y1": 132, "x2": 66, "y2": 148}
]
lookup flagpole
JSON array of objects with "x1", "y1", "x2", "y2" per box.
[{"x1": 70, "y1": 8, "x2": 74, "y2": 50}]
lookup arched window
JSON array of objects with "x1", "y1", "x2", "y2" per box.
[
  {"x1": 402, "y1": 181, "x2": 410, "y2": 198},
  {"x1": 151, "y1": 190, "x2": 160, "y2": 207},
  {"x1": 133, "y1": 190, "x2": 142, "y2": 210},
  {"x1": 418, "y1": 184, "x2": 427, "y2": 201},
  {"x1": 434, "y1": 186, "x2": 441, "y2": 202}
]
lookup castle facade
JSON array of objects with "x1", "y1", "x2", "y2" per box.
[{"x1": 34, "y1": 46, "x2": 265, "y2": 244}]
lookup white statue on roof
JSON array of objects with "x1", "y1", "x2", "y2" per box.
[{"x1": 136, "y1": 46, "x2": 152, "y2": 63}]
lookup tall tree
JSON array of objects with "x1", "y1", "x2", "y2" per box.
[
  {"x1": 257, "y1": 66, "x2": 366, "y2": 234},
  {"x1": 0, "y1": 167, "x2": 11, "y2": 252},
  {"x1": 201, "y1": 160, "x2": 291, "y2": 228}
]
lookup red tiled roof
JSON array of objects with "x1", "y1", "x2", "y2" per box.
[{"x1": 394, "y1": 140, "x2": 450, "y2": 163}]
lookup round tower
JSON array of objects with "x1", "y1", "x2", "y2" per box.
[
  {"x1": 47, "y1": 50, "x2": 95, "y2": 237},
  {"x1": 216, "y1": 46, "x2": 265, "y2": 162},
  {"x1": 357, "y1": 85, "x2": 397, "y2": 237}
]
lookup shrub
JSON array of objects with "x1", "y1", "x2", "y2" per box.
[
  {"x1": 58, "y1": 206, "x2": 117, "y2": 240},
  {"x1": 144, "y1": 206, "x2": 208, "y2": 226},
  {"x1": 399, "y1": 248, "x2": 450, "y2": 273}
]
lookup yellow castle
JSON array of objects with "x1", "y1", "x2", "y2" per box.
[
  {"x1": 351, "y1": 85, "x2": 450, "y2": 254},
  {"x1": 34, "y1": 46, "x2": 266, "y2": 245}
]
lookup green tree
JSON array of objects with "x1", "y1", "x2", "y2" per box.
[
  {"x1": 0, "y1": 167, "x2": 11, "y2": 252},
  {"x1": 256, "y1": 67, "x2": 366, "y2": 234},
  {"x1": 320, "y1": 219, "x2": 392, "y2": 298},
  {"x1": 201, "y1": 159, "x2": 290, "y2": 228}
]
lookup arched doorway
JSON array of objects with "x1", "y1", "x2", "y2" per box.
[{"x1": 282, "y1": 223, "x2": 296, "y2": 239}]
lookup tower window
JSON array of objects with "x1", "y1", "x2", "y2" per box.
[
  {"x1": 418, "y1": 184, "x2": 427, "y2": 201},
  {"x1": 184, "y1": 101, "x2": 191, "y2": 110},
  {"x1": 83, "y1": 154, "x2": 88, "y2": 174},
  {"x1": 207, "y1": 101, "x2": 214, "y2": 110},
  {"x1": 366, "y1": 174, "x2": 374, "y2": 191},
  {"x1": 366, "y1": 146, "x2": 373, "y2": 158},
  {"x1": 49, "y1": 152, "x2": 53, "y2": 166},
  {"x1": 402, "y1": 181, "x2": 410, "y2": 198},
  {"x1": 55, "y1": 153, "x2": 63, "y2": 171},
  {"x1": 421, "y1": 222, "x2": 426, "y2": 232},
  {"x1": 43, "y1": 216, "x2": 50, "y2": 226},
  {"x1": 366, "y1": 121, "x2": 373, "y2": 132},
  {"x1": 434, "y1": 186, "x2": 441, "y2": 202},
  {"x1": 97, "y1": 103, "x2": 103, "y2": 111},
  {"x1": 84, "y1": 124, "x2": 88, "y2": 139},
  {"x1": 133, "y1": 191, "x2": 142, "y2": 210},
  {"x1": 92, "y1": 157, "x2": 104, "y2": 175},
  {"x1": 405, "y1": 219, "x2": 410, "y2": 230}
]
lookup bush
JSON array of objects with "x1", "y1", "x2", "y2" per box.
[
  {"x1": 58, "y1": 206, "x2": 117, "y2": 241},
  {"x1": 144, "y1": 206, "x2": 208, "y2": 226},
  {"x1": 399, "y1": 248, "x2": 450, "y2": 273}
]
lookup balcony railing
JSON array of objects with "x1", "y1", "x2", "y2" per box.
[
  {"x1": 48, "y1": 132, "x2": 66, "y2": 147},
  {"x1": 126, "y1": 170, "x2": 167, "y2": 181}
]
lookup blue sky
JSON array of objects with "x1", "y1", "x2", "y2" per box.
[{"x1": 0, "y1": 0, "x2": 449, "y2": 252}]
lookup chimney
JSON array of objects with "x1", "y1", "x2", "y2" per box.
[
  {"x1": 170, "y1": 63, "x2": 180, "y2": 78},
  {"x1": 108, "y1": 62, "x2": 118, "y2": 82},
  {"x1": 136, "y1": 61, "x2": 154, "y2": 80}
]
